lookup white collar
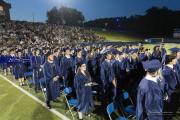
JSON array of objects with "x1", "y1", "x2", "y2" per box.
[
  {"x1": 145, "y1": 74, "x2": 158, "y2": 83},
  {"x1": 166, "y1": 64, "x2": 173, "y2": 69}
]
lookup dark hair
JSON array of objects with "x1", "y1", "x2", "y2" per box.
[
  {"x1": 165, "y1": 54, "x2": 177, "y2": 64},
  {"x1": 76, "y1": 65, "x2": 92, "y2": 81}
]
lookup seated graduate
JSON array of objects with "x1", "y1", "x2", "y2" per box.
[
  {"x1": 136, "y1": 59, "x2": 163, "y2": 120},
  {"x1": 43, "y1": 51, "x2": 60, "y2": 109},
  {"x1": 74, "y1": 61, "x2": 94, "y2": 120}
]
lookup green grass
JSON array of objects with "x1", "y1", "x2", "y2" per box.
[
  {"x1": 0, "y1": 73, "x2": 106, "y2": 120},
  {"x1": 144, "y1": 43, "x2": 180, "y2": 54},
  {"x1": 96, "y1": 30, "x2": 144, "y2": 42},
  {"x1": 0, "y1": 76, "x2": 61, "y2": 120}
]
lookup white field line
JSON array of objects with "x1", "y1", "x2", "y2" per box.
[{"x1": 0, "y1": 74, "x2": 71, "y2": 120}]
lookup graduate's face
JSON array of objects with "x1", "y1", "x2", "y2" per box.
[
  {"x1": 172, "y1": 58, "x2": 177, "y2": 65},
  {"x1": 177, "y1": 52, "x2": 180, "y2": 59},
  {"x1": 77, "y1": 51, "x2": 82, "y2": 56},
  {"x1": 80, "y1": 64, "x2": 86, "y2": 71},
  {"x1": 66, "y1": 50, "x2": 71, "y2": 55},
  {"x1": 106, "y1": 54, "x2": 112, "y2": 60},
  {"x1": 48, "y1": 55, "x2": 54, "y2": 61}
]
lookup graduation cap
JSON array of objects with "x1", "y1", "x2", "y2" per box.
[
  {"x1": 16, "y1": 49, "x2": 22, "y2": 53},
  {"x1": 130, "y1": 48, "x2": 139, "y2": 54},
  {"x1": 63, "y1": 47, "x2": 70, "y2": 52},
  {"x1": 169, "y1": 47, "x2": 180, "y2": 53},
  {"x1": 76, "y1": 61, "x2": 86, "y2": 68},
  {"x1": 45, "y1": 51, "x2": 53, "y2": 58},
  {"x1": 142, "y1": 59, "x2": 162, "y2": 73}
]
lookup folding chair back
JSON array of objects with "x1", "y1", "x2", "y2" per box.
[
  {"x1": 107, "y1": 102, "x2": 127, "y2": 120},
  {"x1": 62, "y1": 87, "x2": 77, "y2": 120},
  {"x1": 121, "y1": 91, "x2": 136, "y2": 118}
]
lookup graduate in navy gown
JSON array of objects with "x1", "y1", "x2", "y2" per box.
[
  {"x1": 53, "y1": 48, "x2": 62, "y2": 99},
  {"x1": 14, "y1": 50, "x2": 26, "y2": 86},
  {"x1": 171, "y1": 48, "x2": 180, "y2": 85},
  {"x1": 75, "y1": 49, "x2": 86, "y2": 73},
  {"x1": 86, "y1": 49, "x2": 98, "y2": 82},
  {"x1": 30, "y1": 49, "x2": 44, "y2": 92},
  {"x1": 43, "y1": 51, "x2": 60, "y2": 109},
  {"x1": 74, "y1": 61, "x2": 94, "y2": 120},
  {"x1": 136, "y1": 60, "x2": 163, "y2": 120},
  {"x1": 1, "y1": 50, "x2": 9, "y2": 75},
  {"x1": 100, "y1": 51, "x2": 116, "y2": 106},
  {"x1": 60, "y1": 48, "x2": 75, "y2": 87},
  {"x1": 162, "y1": 54, "x2": 177, "y2": 98},
  {"x1": 112, "y1": 51, "x2": 126, "y2": 101},
  {"x1": 161, "y1": 53, "x2": 179, "y2": 118},
  {"x1": 151, "y1": 45, "x2": 162, "y2": 61}
]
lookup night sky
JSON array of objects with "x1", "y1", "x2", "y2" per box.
[{"x1": 6, "y1": 0, "x2": 180, "y2": 22}]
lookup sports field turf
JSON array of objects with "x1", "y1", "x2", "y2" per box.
[
  {"x1": 0, "y1": 73, "x2": 106, "y2": 120},
  {"x1": 96, "y1": 30, "x2": 144, "y2": 42},
  {"x1": 0, "y1": 76, "x2": 60, "y2": 120}
]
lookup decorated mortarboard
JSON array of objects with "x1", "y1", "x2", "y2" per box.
[
  {"x1": 169, "y1": 47, "x2": 180, "y2": 53},
  {"x1": 142, "y1": 59, "x2": 162, "y2": 72}
]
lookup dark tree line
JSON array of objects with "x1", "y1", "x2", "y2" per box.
[
  {"x1": 85, "y1": 6, "x2": 180, "y2": 37},
  {"x1": 47, "y1": 6, "x2": 85, "y2": 26}
]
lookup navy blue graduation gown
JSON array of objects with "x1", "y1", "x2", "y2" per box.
[
  {"x1": 101, "y1": 60, "x2": 115, "y2": 103},
  {"x1": 87, "y1": 57, "x2": 98, "y2": 81},
  {"x1": 1, "y1": 55, "x2": 8, "y2": 70},
  {"x1": 60, "y1": 56, "x2": 75, "y2": 87},
  {"x1": 75, "y1": 56, "x2": 86, "y2": 73},
  {"x1": 162, "y1": 66, "x2": 177, "y2": 96},
  {"x1": 100, "y1": 60, "x2": 115, "y2": 87},
  {"x1": 43, "y1": 61, "x2": 59, "y2": 101},
  {"x1": 14, "y1": 57, "x2": 25, "y2": 79},
  {"x1": 30, "y1": 55, "x2": 44, "y2": 88},
  {"x1": 174, "y1": 59, "x2": 180, "y2": 84},
  {"x1": 113, "y1": 60, "x2": 127, "y2": 91},
  {"x1": 54, "y1": 56, "x2": 61, "y2": 76},
  {"x1": 136, "y1": 78, "x2": 163, "y2": 120},
  {"x1": 139, "y1": 53, "x2": 148, "y2": 61},
  {"x1": 74, "y1": 73, "x2": 94, "y2": 113}
]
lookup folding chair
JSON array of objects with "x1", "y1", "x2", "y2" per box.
[
  {"x1": 62, "y1": 87, "x2": 78, "y2": 120},
  {"x1": 121, "y1": 91, "x2": 136, "y2": 118},
  {"x1": 107, "y1": 101, "x2": 128, "y2": 120}
]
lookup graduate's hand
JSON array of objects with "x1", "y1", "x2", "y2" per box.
[
  {"x1": 112, "y1": 79, "x2": 116, "y2": 87},
  {"x1": 85, "y1": 82, "x2": 92, "y2": 86},
  {"x1": 53, "y1": 77, "x2": 59, "y2": 81}
]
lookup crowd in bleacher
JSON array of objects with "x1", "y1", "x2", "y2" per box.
[{"x1": 0, "y1": 21, "x2": 180, "y2": 120}]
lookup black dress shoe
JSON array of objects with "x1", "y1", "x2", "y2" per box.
[
  {"x1": 46, "y1": 104, "x2": 51, "y2": 109},
  {"x1": 46, "y1": 101, "x2": 52, "y2": 109}
]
